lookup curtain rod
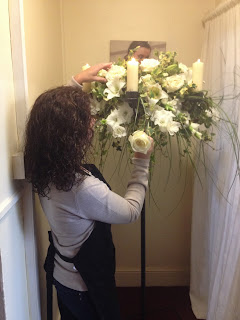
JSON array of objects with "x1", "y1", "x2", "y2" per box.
[{"x1": 202, "y1": 0, "x2": 240, "y2": 26}]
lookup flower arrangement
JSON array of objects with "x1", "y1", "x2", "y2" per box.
[{"x1": 86, "y1": 51, "x2": 223, "y2": 171}]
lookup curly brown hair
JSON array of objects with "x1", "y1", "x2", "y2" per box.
[{"x1": 24, "y1": 86, "x2": 93, "y2": 197}]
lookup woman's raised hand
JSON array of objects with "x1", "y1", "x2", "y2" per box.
[{"x1": 74, "y1": 63, "x2": 112, "y2": 84}]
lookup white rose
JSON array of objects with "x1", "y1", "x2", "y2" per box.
[
  {"x1": 106, "y1": 65, "x2": 126, "y2": 81},
  {"x1": 164, "y1": 74, "x2": 185, "y2": 93},
  {"x1": 140, "y1": 59, "x2": 160, "y2": 73},
  {"x1": 112, "y1": 125, "x2": 127, "y2": 138},
  {"x1": 128, "y1": 130, "x2": 151, "y2": 154}
]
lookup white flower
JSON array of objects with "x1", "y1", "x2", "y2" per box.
[
  {"x1": 106, "y1": 65, "x2": 126, "y2": 81},
  {"x1": 179, "y1": 63, "x2": 188, "y2": 74},
  {"x1": 152, "y1": 109, "x2": 180, "y2": 135},
  {"x1": 167, "y1": 121, "x2": 181, "y2": 135},
  {"x1": 146, "y1": 83, "x2": 168, "y2": 106},
  {"x1": 168, "y1": 98, "x2": 182, "y2": 110},
  {"x1": 181, "y1": 111, "x2": 190, "y2": 125},
  {"x1": 205, "y1": 110, "x2": 212, "y2": 117},
  {"x1": 144, "y1": 105, "x2": 163, "y2": 118},
  {"x1": 178, "y1": 63, "x2": 192, "y2": 83},
  {"x1": 140, "y1": 74, "x2": 155, "y2": 86},
  {"x1": 161, "y1": 98, "x2": 168, "y2": 104},
  {"x1": 128, "y1": 131, "x2": 152, "y2": 154},
  {"x1": 118, "y1": 102, "x2": 134, "y2": 124},
  {"x1": 112, "y1": 125, "x2": 127, "y2": 138},
  {"x1": 98, "y1": 69, "x2": 108, "y2": 77},
  {"x1": 140, "y1": 59, "x2": 160, "y2": 73},
  {"x1": 82, "y1": 63, "x2": 90, "y2": 71},
  {"x1": 153, "y1": 109, "x2": 174, "y2": 129},
  {"x1": 104, "y1": 78, "x2": 126, "y2": 100},
  {"x1": 106, "y1": 109, "x2": 124, "y2": 128},
  {"x1": 189, "y1": 123, "x2": 202, "y2": 139},
  {"x1": 191, "y1": 123, "x2": 200, "y2": 130},
  {"x1": 164, "y1": 74, "x2": 185, "y2": 93},
  {"x1": 186, "y1": 69, "x2": 193, "y2": 82},
  {"x1": 90, "y1": 98, "x2": 105, "y2": 115},
  {"x1": 205, "y1": 108, "x2": 220, "y2": 121}
]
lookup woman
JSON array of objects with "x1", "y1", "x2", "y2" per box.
[
  {"x1": 24, "y1": 63, "x2": 153, "y2": 320},
  {"x1": 124, "y1": 41, "x2": 151, "y2": 62}
]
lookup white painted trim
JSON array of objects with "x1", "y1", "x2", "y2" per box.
[
  {"x1": 8, "y1": 0, "x2": 41, "y2": 319},
  {"x1": 0, "y1": 190, "x2": 23, "y2": 221},
  {"x1": 115, "y1": 268, "x2": 190, "y2": 287},
  {"x1": 23, "y1": 183, "x2": 41, "y2": 320},
  {"x1": 8, "y1": 0, "x2": 29, "y2": 151}
]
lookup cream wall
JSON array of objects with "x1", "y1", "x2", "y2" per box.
[
  {"x1": 62, "y1": 0, "x2": 215, "y2": 81},
  {"x1": 61, "y1": 0, "x2": 216, "y2": 286},
  {"x1": 23, "y1": 0, "x2": 64, "y2": 106},
  {"x1": 216, "y1": 0, "x2": 227, "y2": 6},
  {"x1": 0, "y1": 0, "x2": 29, "y2": 319},
  {"x1": 23, "y1": 1, "x2": 63, "y2": 319}
]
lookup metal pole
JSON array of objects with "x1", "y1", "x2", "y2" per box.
[
  {"x1": 141, "y1": 202, "x2": 146, "y2": 320},
  {"x1": 126, "y1": 92, "x2": 145, "y2": 320}
]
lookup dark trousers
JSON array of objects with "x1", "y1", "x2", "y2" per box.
[{"x1": 53, "y1": 279, "x2": 99, "y2": 320}]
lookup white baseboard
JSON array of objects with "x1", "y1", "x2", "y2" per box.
[{"x1": 115, "y1": 267, "x2": 190, "y2": 287}]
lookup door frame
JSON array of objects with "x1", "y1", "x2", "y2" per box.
[{"x1": 8, "y1": 0, "x2": 41, "y2": 319}]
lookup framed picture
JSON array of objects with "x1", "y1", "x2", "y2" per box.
[{"x1": 110, "y1": 40, "x2": 166, "y2": 62}]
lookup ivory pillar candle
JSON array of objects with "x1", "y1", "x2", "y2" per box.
[
  {"x1": 127, "y1": 58, "x2": 139, "y2": 92},
  {"x1": 192, "y1": 59, "x2": 204, "y2": 91},
  {"x1": 82, "y1": 63, "x2": 92, "y2": 93}
]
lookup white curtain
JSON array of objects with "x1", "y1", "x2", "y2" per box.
[{"x1": 190, "y1": 1, "x2": 240, "y2": 320}]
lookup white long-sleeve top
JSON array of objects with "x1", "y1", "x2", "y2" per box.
[{"x1": 40, "y1": 158, "x2": 149, "y2": 291}]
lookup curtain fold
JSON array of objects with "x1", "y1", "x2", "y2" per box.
[{"x1": 190, "y1": 3, "x2": 240, "y2": 320}]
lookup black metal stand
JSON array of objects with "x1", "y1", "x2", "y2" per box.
[
  {"x1": 141, "y1": 203, "x2": 146, "y2": 319},
  {"x1": 126, "y1": 91, "x2": 146, "y2": 320}
]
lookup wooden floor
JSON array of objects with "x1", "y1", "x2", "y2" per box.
[{"x1": 117, "y1": 287, "x2": 204, "y2": 320}]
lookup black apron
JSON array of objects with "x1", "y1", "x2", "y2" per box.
[{"x1": 44, "y1": 165, "x2": 121, "y2": 320}]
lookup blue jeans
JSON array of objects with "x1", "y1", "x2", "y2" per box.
[{"x1": 53, "y1": 279, "x2": 99, "y2": 320}]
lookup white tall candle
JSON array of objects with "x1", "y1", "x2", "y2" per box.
[
  {"x1": 127, "y1": 58, "x2": 139, "y2": 92},
  {"x1": 82, "y1": 63, "x2": 92, "y2": 93},
  {"x1": 192, "y1": 59, "x2": 204, "y2": 91}
]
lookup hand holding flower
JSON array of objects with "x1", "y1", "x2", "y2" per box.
[{"x1": 129, "y1": 131, "x2": 154, "y2": 159}]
